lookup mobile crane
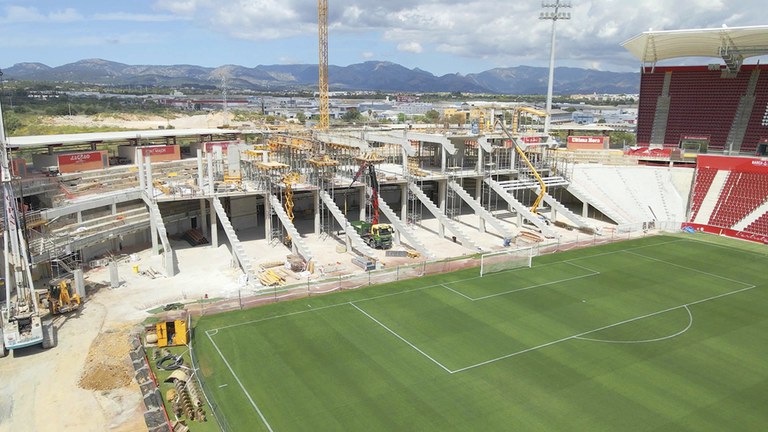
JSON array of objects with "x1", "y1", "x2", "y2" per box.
[
  {"x1": 348, "y1": 158, "x2": 393, "y2": 249},
  {"x1": 1, "y1": 92, "x2": 55, "y2": 357}
]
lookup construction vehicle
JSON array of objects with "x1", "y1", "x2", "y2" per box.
[
  {"x1": 44, "y1": 278, "x2": 81, "y2": 315},
  {"x1": 1, "y1": 92, "x2": 55, "y2": 357},
  {"x1": 351, "y1": 221, "x2": 393, "y2": 249},
  {"x1": 495, "y1": 118, "x2": 548, "y2": 214},
  {"x1": 348, "y1": 157, "x2": 394, "y2": 249}
]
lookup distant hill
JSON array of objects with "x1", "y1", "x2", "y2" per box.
[{"x1": 2, "y1": 59, "x2": 640, "y2": 94}]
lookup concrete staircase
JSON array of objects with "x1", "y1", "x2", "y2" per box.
[
  {"x1": 373, "y1": 190, "x2": 435, "y2": 259},
  {"x1": 407, "y1": 183, "x2": 479, "y2": 251},
  {"x1": 318, "y1": 190, "x2": 377, "y2": 258},
  {"x1": 566, "y1": 182, "x2": 631, "y2": 225},
  {"x1": 535, "y1": 188, "x2": 595, "y2": 230},
  {"x1": 268, "y1": 194, "x2": 313, "y2": 263},
  {"x1": 485, "y1": 178, "x2": 558, "y2": 238},
  {"x1": 447, "y1": 180, "x2": 515, "y2": 239},
  {"x1": 143, "y1": 197, "x2": 178, "y2": 276},
  {"x1": 211, "y1": 198, "x2": 257, "y2": 281}
]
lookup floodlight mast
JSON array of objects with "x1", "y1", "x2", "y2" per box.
[{"x1": 539, "y1": 1, "x2": 571, "y2": 134}]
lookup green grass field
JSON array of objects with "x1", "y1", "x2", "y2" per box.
[{"x1": 193, "y1": 235, "x2": 768, "y2": 431}]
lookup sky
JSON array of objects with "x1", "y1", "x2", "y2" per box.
[{"x1": 0, "y1": 0, "x2": 766, "y2": 75}]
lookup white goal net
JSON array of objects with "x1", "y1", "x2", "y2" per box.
[{"x1": 480, "y1": 247, "x2": 534, "y2": 277}]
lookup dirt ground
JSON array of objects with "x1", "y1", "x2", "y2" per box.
[{"x1": 46, "y1": 111, "x2": 244, "y2": 131}]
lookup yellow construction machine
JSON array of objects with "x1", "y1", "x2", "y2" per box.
[{"x1": 45, "y1": 278, "x2": 81, "y2": 315}]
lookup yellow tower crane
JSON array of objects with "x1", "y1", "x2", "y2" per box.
[
  {"x1": 282, "y1": 172, "x2": 301, "y2": 245},
  {"x1": 317, "y1": 0, "x2": 330, "y2": 130}
]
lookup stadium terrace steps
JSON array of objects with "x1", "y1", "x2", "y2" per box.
[
  {"x1": 318, "y1": 190, "x2": 378, "y2": 258},
  {"x1": 733, "y1": 200, "x2": 768, "y2": 231},
  {"x1": 447, "y1": 180, "x2": 516, "y2": 240},
  {"x1": 268, "y1": 194, "x2": 313, "y2": 264},
  {"x1": 538, "y1": 190, "x2": 595, "y2": 230},
  {"x1": 689, "y1": 168, "x2": 718, "y2": 220},
  {"x1": 212, "y1": 197, "x2": 256, "y2": 280},
  {"x1": 566, "y1": 182, "x2": 630, "y2": 225},
  {"x1": 407, "y1": 183, "x2": 480, "y2": 251},
  {"x1": 485, "y1": 178, "x2": 559, "y2": 238},
  {"x1": 373, "y1": 190, "x2": 435, "y2": 259},
  {"x1": 143, "y1": 196, "x2": 178, "y2": 276},
  {"x1": 694, "y1": 170, "x2": 728, "y2": 224}
]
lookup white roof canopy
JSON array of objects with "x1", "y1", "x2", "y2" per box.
[{"x1": 622, "y1": 26, "x2": 768, "y2": 71}]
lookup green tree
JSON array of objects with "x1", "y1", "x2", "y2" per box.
[
  {"x1": 397, "y1": 113, "x2": 407, "y2": 123},
  {"x1": 296, "y1": 112, "x2": 306, "y2": 124},
  {"x1": 342, "y1": 109, "x2": 362, "y2": 122},
  {"x1": 425, "y1": 109, "x2": 440, "y2": 124},
  {"x1": 3, "y1": 112, "x2": 23, "y2": 135}
]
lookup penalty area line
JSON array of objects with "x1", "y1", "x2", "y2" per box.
[
  {"x1": 206, "y1": 331, "x2": 275, "y2": 432},
  {"x1": 349, "y1": 302, "x2": 454, "y2": 374}
]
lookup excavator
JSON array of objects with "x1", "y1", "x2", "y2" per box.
[{"x1": 44, "y1": 278, "x2": 82, "y2": 315}]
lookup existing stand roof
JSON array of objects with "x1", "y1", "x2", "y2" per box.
[{"x1": 622, "y1": 25, "x2": 768, "y2": 64}]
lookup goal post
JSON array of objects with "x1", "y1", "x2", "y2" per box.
[{"x1": 480, "y1": 247, "x2": 534, "y2": 277}]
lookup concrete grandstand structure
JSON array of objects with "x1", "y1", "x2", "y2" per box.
[{"x1": 621, "y1": 25, "x2": 768, "y2": 243}]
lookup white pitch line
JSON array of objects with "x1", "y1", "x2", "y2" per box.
[
  {"x1": 470, "y1": 271, "x2": 600, "y2": 301},
  {"x1": 206, "y1": 331, "x2": 275, "y2": 432},
  {"x1": 451, "y1": 283, "x2": 758, "y2": 374},
  {"x1": 206, "y1": 238, "x2": 680, "y2": 334},
  {"x1": 576, "y1": 305, "x2": 694, "y2": 344},
  {"x1": 349, "y1": 302, "x2": 454, "y2": 374},
  {"x1": 623, "y1": 250, "x2": 754, "y2": 287}
]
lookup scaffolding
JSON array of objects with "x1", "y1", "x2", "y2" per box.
[{"x1": 308, "y1": 155, "x2": 338, "y2": 237}]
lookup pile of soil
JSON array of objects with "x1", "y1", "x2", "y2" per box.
[{"x1": 78, "y1": 328, "x2": 134, "y2": 391}]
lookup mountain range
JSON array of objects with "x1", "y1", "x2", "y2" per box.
[{"x1": 2, "y1": 58, "x2": 640, "y2": 94}]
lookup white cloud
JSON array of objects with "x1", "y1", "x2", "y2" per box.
[
  {"x1": 361, "y1": 51, "x2": 374, "y2": 59},
  {"x1": 93, "y1": 12, "x2": 190, "y2": 23},
  {"x1": 1, "y1": 6, "x2": 82, "y2": 23},
  {"x1": 150, "y1": 0, "x2": 768, "y2": 70},
  {"x1": 397, "y1": 42, "x2": 423, "y2": 54}
]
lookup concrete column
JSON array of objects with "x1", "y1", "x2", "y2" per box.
[
  {"x1": 359, "y1": 187, "x2": 366, "y2": 222},
  {"x1": 478, "y1": 147, "x2": 484, "y2": 174},
  {"x1": 149, "y1": 206, "x2": 159, "y2": 255},
  {"x1": 264, "y1": 193, "x2": 272, "y2": 241},
  {"x1": 441, "y1": 149, "x2": 447, "y2": 173},
  {"x1": 206, "y1": 151, "x2": 214, "y2": 195},
  {"x1": 111, "y1": 202, "x2": 117, "y2": 215},
  {"x1": 437, "y1": 179, "x2": 446, "y2": 238},
  {"x1": 137, "y1": 149, "x2": 145, "y2": 192},
  {"x1": 400, "y1": 184, "x2": 408, "y2": 223},
  {"x1": 145, "y1": 156, "x2": 153, "y2": 193},
  {"x1": 582, "y1": 201, "x2": 589, "y2": 218},
  {"x1": 77, "y1": 211, "x2": 82, "y2": 223},
  {"x1": 475, "y1": 178, "x2": 486, "y2": 233},
  {"x1": 313, "y1": 190, "x2": 320, "y2": 235},
  {"x1": 199, "y1": 199, "x2": 208, "y2": 237},
  {"x1": 402, "y1": 148, "x2": 409, "y2": 176},
  {"x1": 197, "y1": 149, "x2": 205, "y2": 191},
  {"x1": 210, "y1": 198, "x2": 219, "y2": 248}
]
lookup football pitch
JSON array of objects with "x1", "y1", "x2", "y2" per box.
[{"x1": 193, "y1": 235, "x2": 768, "y2": 431}]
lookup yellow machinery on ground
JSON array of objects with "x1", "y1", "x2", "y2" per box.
[
  {"x1": 153, "y1": 312, "x2": 188, "y2": 348},
  {"x1": 45, "y1": 278, "x2": 81, "y2": 315}
]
